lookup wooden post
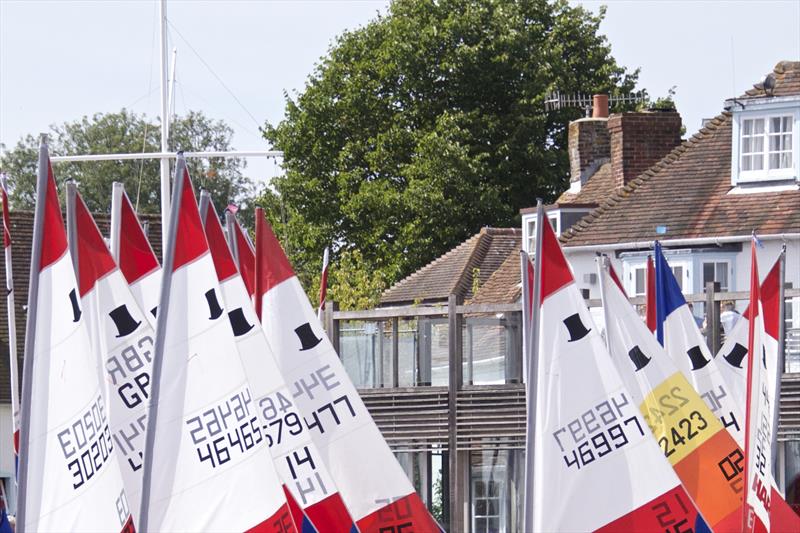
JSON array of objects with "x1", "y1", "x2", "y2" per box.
[
  {"x1": 705, "y1": 282, "x2": 721, "y2": 354},
  {"x1": 447, "y1": 294, "x2": 465, "y2": 532}
]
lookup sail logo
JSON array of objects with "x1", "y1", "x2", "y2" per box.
[
  {"x1": 56, "y1": 394, "x2": 115, "y2": 490},
  {"x1": 185, "y1": 387, "x2": 264, "y2": 469}
]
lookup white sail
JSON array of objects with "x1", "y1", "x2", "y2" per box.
[
  {"x1": 110, "y1": 182, "x2": 161, "y2": 327},
  {"x1": 201, "y1": 195, "x2": 355, "y2": 532},
  {"x1": 254, "y1": 209, "x2": 440, "y2": 532},
  {"x1": 138, "y1": 160, "x2": 292, "y2": 531},
  {"x1": 17, "y1": 145, "x2": 134, "y2": 532},
  {"x1": 67, "y1": 186, "x2": 155, "y2": 521},
  {"x1": 598, "y1": 258, "x2": 744, "y2": 531},
  {"x1": 654, "y1": 241, "x2": 744, "y2": 445},
  {"x1": 528, "y1": 212, "x2": 692, "y2": 532}
]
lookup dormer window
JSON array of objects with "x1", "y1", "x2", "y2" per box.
[
  {"x1": 740, "y1": 115, "x2": 792, "y2": 176},
  {"x1": 730, "y1": 98, "x2": 799, "y2": 186}
]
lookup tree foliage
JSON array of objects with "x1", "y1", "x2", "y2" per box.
[
  {"x1": 262, "y1": 0, "x2": 639, "y2": 299},
  {"x1": 0, "y1": 109, "x2": 253, "y2": 215}
]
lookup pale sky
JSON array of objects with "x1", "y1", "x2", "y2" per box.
[{"x1": 1, "y1": 0, "x2": 799, "y2": 187}]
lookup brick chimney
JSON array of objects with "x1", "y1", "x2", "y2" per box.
[
  {"x1": 569, "y1": 117, "x2": 610, "y2": 186},
  {"x1": 608, "y1": 111, "x2": 682, "y2": 187}
]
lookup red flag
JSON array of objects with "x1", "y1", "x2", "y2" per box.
[
  {"x1": 232, "y1": 218, "x2": 256, "y2": 297},
  {"x1": 317, "y1": 246, "x2": 329, "y2": 319}
]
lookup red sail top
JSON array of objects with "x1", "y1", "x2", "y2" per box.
[
  {"x1": 254, "y1": 208, "x2": 295, "y2": 319},
  {"x1": 118, "y1": 191, "x2": 160, "y2": 284},
  {"x1": 2, "y1": 184, "x2": 11, "y2": 249},
  {"x1": 39, "y1": 161, "x2": 68, "y2": 271},
  {"x1": 608, "y1": 261, "x2": 627, "y2": 297},
  {"x1": 539, "y1": 216, "x2": 574, "y2": 302},
  {"x1": 741, "y1": 258, "x2": 781, "y2": 340},
  {"x1": 645, "y1": 255, "x2": 656, "y2": 333},
  {"x1": 233, "y1": 218, "x2": 256, "y2": 297},
  {"x1": 172, "y1": 167, "x2": 209, "y2": 272},
  {"x1": 75, "y1": 192, "x2": 117, "y2": 297},
  {"x1": 203, "y1": 199, "x2": 238, "y2": 283}
]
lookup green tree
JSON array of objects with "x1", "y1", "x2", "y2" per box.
[
  {"x1": 0, "y1": 109, "x2": 253, "y2": 215},
  {"x1": 262, "y1": 0, "x2": 639, "y2": 299}
]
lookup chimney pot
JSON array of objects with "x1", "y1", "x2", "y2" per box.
[{"x1": 592, "y1": 94, "x2": 609, "y2": 118}]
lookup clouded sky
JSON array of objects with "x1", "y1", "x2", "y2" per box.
[{"x1": 1, "y1": 0, "x2": 798, "y2": 185}]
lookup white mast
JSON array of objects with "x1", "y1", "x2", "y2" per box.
[{"x1": 159, "y1": 0, "x2": 170, "y2": 249}]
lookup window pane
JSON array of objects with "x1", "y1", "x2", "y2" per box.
[
  {"x1": 742, "y1": 155, "x2": 752, "y2": 171},
  {"x1": 743, "y1": 137, "x2": 753, "y2": 153},
  {"x1": 782, "y1": 152, "x2": 793, "y2": 168},
  {"x1": 703, "y1": 263, "x2": 714, "y2": 285},
  {"x1": 753, "y1": 154, "x2": 764, "y2": 170},
  {"x1": 753, "y1": 118, "x2": 765, "y2": 134},
  {"x1": 635, "y1": 268, "x2": 646, "y2": 296},
  {"x1": 771, "y1": 117, "x2": 783, "y2": 133},
  {"x1": 743, "y1": 119, "x2": 753, "y2": 135},
  {"x1": 752, "y1": 136, "x2": 764, "y2": 152},
  {"x1": 783, "y1": 116, "x2": 792, "y2": 131},
  {"x1": 672, "y1": 266, "x2": 683, "y2": 291},
  {"x1": 716, "y1": 263, "x2": 728, "y2": 291}
]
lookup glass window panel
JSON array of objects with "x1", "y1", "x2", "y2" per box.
[
  {"x1": 753, "y1": 154, "x2": 764, "y2": 170},
  {"x1": 672, "y1": 266, "x2": 683, "y2": 291},
  {"x1": 770, "y1": 153, "x2": 781, "y2": 169},
  {"x1": 771, "y1": 117, "x2": 782, "y2": 133},
  {"x1": 743, "y1": 119, "x2": 753, "y2": 135},
  {"x1": 783, "y1": 116, "x2": 792, "y2": 131},
  {"x1": 782, "y1": 152, "x2": 793, "y2": 168},
  {"x1": 716, "y1": 263, "x2": 728, "y2": 291},
  {"x1": 634, "y1": 267, "x2": 646, "y2": 296},
  {"x1": 743, "y1": 137, "x2": 752, "y2": 153},
  {"x1": 769, "y1": 135, "x2": 780, "y2": 151},
  {"x1": 476, "y1": 500, "x2": 487, "y2": 515},
  {"x1": 752, "y1": 136, "x2": 764, "y2": 152},
  {"x1": 703, "y1": 263, "x2": 715, "y2": 285},
  {"x1": 742, "y1": 155, "x2": 752, "y2": 171},
  {"x1": 753, "y1": 118, "x2": 765, "y2": 134},
  {"x1": 397, "y1": 319, "x2": 418, "y2": 387}
]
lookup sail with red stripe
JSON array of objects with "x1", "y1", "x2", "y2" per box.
[
  {"x1": 743, "y1": 238, "x2": 775, "y2": 532},
  {"x1": 138, "y1": 159, "x2": 293, "y2": 531},
  {"x1": 67, "y1": 185, "x2": 156, "y2": 521},
  {"x1": 528, "y1": 211, "x2": 697, "y2": 532},
  {"x1": 16, "y1": 141, "x2": 134, "y2": 532},
  {"x1": 654, "y1": 241, "x2": 744, "y2": 445},
  {"x1": 110, "y1": 183, "x2": 161, "y2": 325},
  {"x1": 646, "y1": 255, "x2": 656, "y2": 333},
  {"x1": 230, "y1": 214, "x2": 256, "y2": 298},
  {"x1": 254, "y1": 208, "x2": 441, "y2": 532},
  {"x1": 598, "y1": 256, "x2": 748, "y2": 531},
  {"x1": 317, "y1": 247, "x2": 329, "y2": 320},
  {"x1": 715, "y1": 252, "x2": 799, "y2": 530},
  {"x1": 1, "y1": 176, "x2": 20, "y2": 475},
  {"x1": 200, "y1": 193, "x2": 355, "y2": 533}
]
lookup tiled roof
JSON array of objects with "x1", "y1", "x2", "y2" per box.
[
  {"x1": 0, "y1": 210, "x2": 162, "y2": 402},
  {"x1": 380, "y1": 227, "x2": 521, "y2": 305},
  {"x1": 562, "y1": 61, "x2": 800, "y2": 247},
  {"x1": 468, "y1": 251, "x2": 521, "y2": 305},
  {"x1": 555, "y1": 162, "x2": 614, "y2": 206},
  {"x1": 743, "y1": 60, "x2": 800, "y2": 99}
]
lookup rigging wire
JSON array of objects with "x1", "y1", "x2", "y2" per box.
[
  {"x1": 166, "y1": 19, "x2": 263, "y2": 131},
  {"x1": 136, "y1": 0, "x2": 159, "y2": 213}
]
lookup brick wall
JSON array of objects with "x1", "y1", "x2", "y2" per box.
[
  {"x1": 608, "y1": 111, "x2": 682, "y2": 188},
  {"x1": 568, "y1": 118, "x2": 610, "y2": 184}
]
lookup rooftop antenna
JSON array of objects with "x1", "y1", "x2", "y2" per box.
[{"x1": 544, "y1": 91, "x2": 647, "y2": 117}]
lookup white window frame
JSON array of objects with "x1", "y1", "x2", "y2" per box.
[
  {"x1": 731, "y1": 99, "x2": 800, "y2": 185},
  {"x1": 701, "y1": 260, "x2": 731, "y2": 292},
  {"x1": 521, "y1": 212, "x2": 560, "y2": 254}
]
